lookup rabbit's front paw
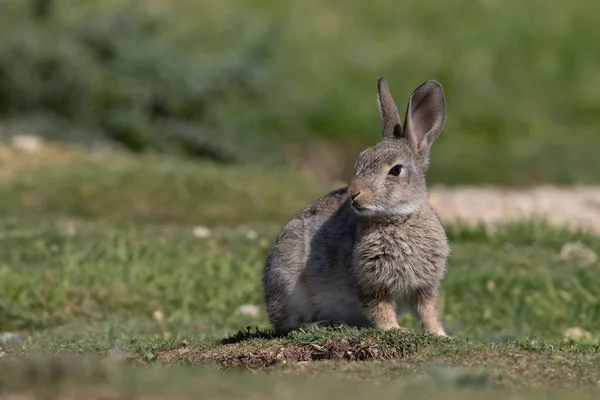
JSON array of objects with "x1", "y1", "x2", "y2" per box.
[
  {"x1": 388, "y1": 325, "x2": 409, "y2": 332},
  {"x1": 364, "y1": 299, "x2": 405, "y2": 331}
]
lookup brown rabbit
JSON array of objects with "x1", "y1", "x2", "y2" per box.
[{"x1": 262, "y1": 78, "x2": 450, "y2": 336}]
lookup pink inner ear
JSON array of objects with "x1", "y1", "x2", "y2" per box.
[
  {"x1": 406, "y1": 86, "x2": 445, "y2": 151},
  {"x1": 411, "y1": 101, "x2": 436, "y2": 148}
]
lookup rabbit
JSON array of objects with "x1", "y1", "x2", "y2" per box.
[{"x1": 262, "y1": 77, "x2": 450, "y2": 337}]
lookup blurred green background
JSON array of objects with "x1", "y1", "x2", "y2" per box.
[{"x1": 1, "y1": 0, "x2": 599, "y2": 185}]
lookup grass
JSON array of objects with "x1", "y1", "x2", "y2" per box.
[
  {"x1": 2, "y1": 217, "x2": 599, "y2": 340},
  {"x1": 0, "y1": 144, "x2": 328, "y2": 226},
  {"x1": 1, "y1": 146, "x2": 600, "y2": 397}
]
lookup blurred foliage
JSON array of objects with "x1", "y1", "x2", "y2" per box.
[
  {"x1": 0, "y1": 0, "x2": 282, "y2": 163},
  {"x1": 1, "y1": 0, "x2": 600, "y2": 184}
]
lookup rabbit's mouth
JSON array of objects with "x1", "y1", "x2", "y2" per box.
[
  {"x1": 351, "y1": 203, "x2": 365, "y2": 212},
  {"x1": 350, "y1": 200, "x2": 367, "y2": 213},
  {"x1": 351, "y1": 203, "x2": 377, "y2": 216},
  {"x1": 352, "y1": 202, "x2": 418, "y2": 217}
]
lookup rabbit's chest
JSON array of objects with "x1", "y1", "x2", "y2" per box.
[{"x1": 352, "y1": 228, "x2": 447, "y2": 295}]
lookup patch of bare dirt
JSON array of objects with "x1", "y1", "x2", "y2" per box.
[
  {"x1": 429, "y1": 185, "x2": 600, "y2": 234},
  {"x1": 155, "y1": 340, "x2": 600, "y2": 389},
  {"x1": 157, "y1": 338, "x2": 416, "y2": 370}
]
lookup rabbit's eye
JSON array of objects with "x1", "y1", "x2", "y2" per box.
[{"x1": 388, "y1": 164, "x2": 403, "y2": 176}]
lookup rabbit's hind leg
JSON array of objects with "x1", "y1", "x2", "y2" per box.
[{"x1": 272, "y1": 278, "x2": 315, "y2": 334}]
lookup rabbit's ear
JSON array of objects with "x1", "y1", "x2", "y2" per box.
[
  {"x1": 403, "y1": 80, "x2": 446, "y2": 154},
  {"x1": 377, "y1": 77, "x2": 404, "y2": 141}
]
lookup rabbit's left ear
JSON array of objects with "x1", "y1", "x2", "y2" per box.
[
  {"x1": 403, "y1": 80, "x2": 446, "y2": 154},
  {"x1": 377, "y1": 77, "x2": 404, "y2": 141}
]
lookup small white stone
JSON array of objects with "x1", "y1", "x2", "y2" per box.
[
  {"x1": 192, "y1": 226, "x2": 211, "y2": 238},
  {"x1": 107, "y1": 346, "x2": 128, "y2": 362},
  {"x1": 237, "y1": 226, "x2": 258, "y2": 240},
  {"x1": 560, "y1": 242, "x2": 598, "y2": 267},
  {"x1": 564, "y1": 327, "x2": 594, "y2": 342},
  {"x1": 0, "y1": 332, "x2": 22, "y2": 343},
  {"x1": 58, "y1": 222, "x2": 77, "y2": 236},
  {"x1": 153, "y1": 309, "x2": 165, "y2": 323},
  {"x1": 10, "y1": 134, "x2": 43, "y2": 153},
  {"x1": 235, "y1": 304, "x2": 260, "y2": 318}
]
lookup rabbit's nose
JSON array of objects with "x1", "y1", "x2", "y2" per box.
[{"x1": 351, "y1": 191, "x2": 361, "y2": 200}]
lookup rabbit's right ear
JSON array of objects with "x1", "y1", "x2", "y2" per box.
[
  {"x1": 403, "y1": 80, "x2": 446, "y2": 155},
  {"x1": 377, "y1": 77, "x2": 404, "y2": 141}
]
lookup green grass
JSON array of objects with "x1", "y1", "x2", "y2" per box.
[
  {"x1": 1, "y1": 218, "x2": 599, "y2": 341},
  {"x1": 1, "y1": 149, "x2": 600, "y2": 396},
  {"x1": 0, "y1": 147, "x2": 328, "y2": 226}
]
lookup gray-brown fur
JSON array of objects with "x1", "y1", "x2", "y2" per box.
[{"x1": 262, "y1": 78, "x2": 450, "y2": 336}]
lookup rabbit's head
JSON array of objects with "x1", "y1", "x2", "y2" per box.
[{"x1": 349, "y1": 78, "x2": 446, "y2": 217}]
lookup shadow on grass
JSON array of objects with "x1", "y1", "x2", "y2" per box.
[
  {"x1": 219, "y1": 324, "x2": 353, "y2": 345},
  {"x1": 219, "y1": 326, "x2": 284, "y2": 345}
]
